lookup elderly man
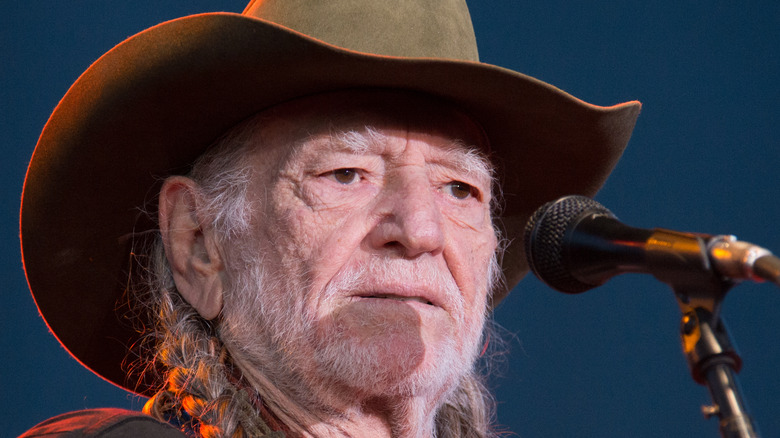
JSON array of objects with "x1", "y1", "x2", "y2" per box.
[{"x1": 20, "y1": 0, "x2": 639, "y2": 437}]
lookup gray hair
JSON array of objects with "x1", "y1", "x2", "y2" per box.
[{"x1": 141, "y1": 113, "x2": 505, "y2": 437}]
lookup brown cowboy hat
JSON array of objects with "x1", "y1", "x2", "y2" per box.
[{"x1": 20, "y1": 0, "x2": 640, "y2": 395}]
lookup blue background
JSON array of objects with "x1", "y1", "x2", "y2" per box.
[{"x1": 3, "y1": 1, "x2": 778, "y2": 436}]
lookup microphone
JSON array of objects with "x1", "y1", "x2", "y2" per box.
[{"x1": 523, "y1": 195, "x2": 780, "y2": 293}]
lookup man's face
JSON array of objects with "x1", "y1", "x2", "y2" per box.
[{"x1": 219, "y1": 91, "x2": 499, "y2": 401}]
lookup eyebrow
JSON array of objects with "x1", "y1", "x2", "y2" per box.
[
  {"x1": 329, "y1": 127, "x2": 383, "y2": 154},
  {"x1": 327, "y1": 127, "x2": 495, "y2": 181}
]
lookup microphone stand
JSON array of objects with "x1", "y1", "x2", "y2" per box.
[
  {"x1": 678, "y1": 306, "x2": 758, "y2": 437},
  {"x1": 655, "y1": 236, "x2": 761, "y2": 438}
]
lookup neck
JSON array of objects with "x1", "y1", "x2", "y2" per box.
[
  {"x1": 306, "y1": 397, "x2": 437, "y2": 438},
  {"x1": 231, "y1": 353, "x2": 446, "y2": 437}
]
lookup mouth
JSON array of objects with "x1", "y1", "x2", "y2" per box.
[{"x1": 360, "y1": 294, "x2": 435, "y2": 306}]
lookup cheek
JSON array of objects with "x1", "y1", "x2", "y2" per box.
[
  {"x1": 441, "y1": 208, "x2": 496, "y2": 293},
  {"x1": 291, "y1": 208, "x2": 365, "y2": 258},
  {"x1": 270, "y1": 189, "x2": 373, "y2": 295}
]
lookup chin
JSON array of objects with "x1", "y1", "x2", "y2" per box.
[{"x1": 311, "y1": 314, "x2": 478, "y2": 400}]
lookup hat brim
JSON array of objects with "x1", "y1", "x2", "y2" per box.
[{"x1": 21, "y1": 12, "x2": 640, "y2": 395}]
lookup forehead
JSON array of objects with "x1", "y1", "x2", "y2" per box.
[{"x1": 256, "y1": 90, "x2": 490, "y2": 156}]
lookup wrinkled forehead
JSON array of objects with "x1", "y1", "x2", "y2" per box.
[{"x1": 257, "y1": 90, "x2": 491, "y2": 156}]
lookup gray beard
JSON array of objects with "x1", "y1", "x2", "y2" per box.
[{"x1": 218, "y1": 249, "x2": 493, "y2": 411}]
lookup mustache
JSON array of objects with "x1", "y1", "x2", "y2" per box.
[{"x1": 322, "y1": 256, "x2": 463, "y2": 310}]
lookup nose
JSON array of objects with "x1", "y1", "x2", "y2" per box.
[{"x1": 368, "y1": 170, "x2": 445, "y2": 258}]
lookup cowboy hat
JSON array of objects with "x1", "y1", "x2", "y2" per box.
[{"x1": 20, "y1": 0, "x2": 640, "y2": 395}]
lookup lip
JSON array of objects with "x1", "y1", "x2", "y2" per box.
[{"x1": 352, "y1": 284, "x2": 444, "y2": 309}]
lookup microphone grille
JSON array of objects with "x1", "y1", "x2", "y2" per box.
[{"x1": 523, "y1": 195, "x2": 613, "y2": 293}]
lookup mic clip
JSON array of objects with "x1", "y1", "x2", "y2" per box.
[{"x1": 707, "y1": 235, "x2": 774, "y2": 283}]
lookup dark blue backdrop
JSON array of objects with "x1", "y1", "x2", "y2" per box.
[{"x1": 3, "y1": 2, "x2": 779, "y2": 436}]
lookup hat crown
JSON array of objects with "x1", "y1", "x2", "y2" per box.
[{"x1": 243, "y1": 0, "x2": 479, "y2": 61}]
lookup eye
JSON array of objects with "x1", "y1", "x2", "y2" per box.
[
  {"x1": 329, "y1": 168, "x2": 360, "y2": 185},
  {"x1": 444, "y1": 181, "x2": 476, "y2": 200}
]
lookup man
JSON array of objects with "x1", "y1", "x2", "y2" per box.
[{"x1": 20, "y1": 0, "x2": 639, "y2": 436}]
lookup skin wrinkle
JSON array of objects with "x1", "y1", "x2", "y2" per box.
[
  {"x1": 328, "y1": 126, "x2": 492, "y2": 182},
  {"x1": 298, "y1": 134, "x2": 491, "y2": 227}
]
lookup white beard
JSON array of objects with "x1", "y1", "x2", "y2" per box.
[
  {"x1": 219, "y1": 246, "x2": 493, "y2": 411},
  {"x1": 312, "y1": 255, "x2": 487, "y2": 399}
]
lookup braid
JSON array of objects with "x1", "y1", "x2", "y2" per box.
[
  {"x1": 434, "y1": 372, "x2": 495, "y2": 438},
  {"x1": 141, "y1": 241, "x2": 280, "y2": 437},
  {"x1": 141, "y1": 115, "x2": 272, "y2": 436}
]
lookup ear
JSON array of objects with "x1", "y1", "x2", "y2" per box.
[{"x1": 158, "y1": 176, "x2": 225, "y2": 320}]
